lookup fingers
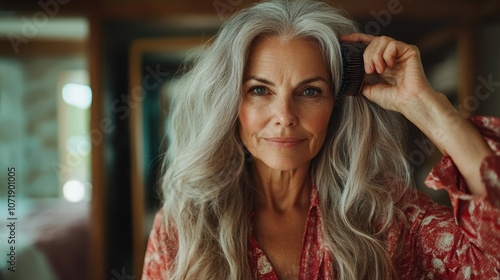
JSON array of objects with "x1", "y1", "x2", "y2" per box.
[
  {"x1": 341, "y1": 34, "x2": 405, "y2": 74},
  {"x1": 363, "y1": 36, "x2": 409, "y2": 75},
  {"x1": 342, "y1": 34, "x2": 420, "y2": 79},
  {"x1": 343, "y1": 34, "x2": 430, "y2": 112},
  {"x1": 340, "y1": 33, "x2": 374, "y2": 44}
]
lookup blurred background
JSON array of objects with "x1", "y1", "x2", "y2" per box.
[{"x1": 0, "y1": 0, "x2": 498, "y2": 279}]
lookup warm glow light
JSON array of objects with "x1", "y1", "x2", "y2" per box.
[
  {"x1": 62, "y1": 83, "x2": 92, "y2": 109},
  {"x1": 63, "y1": 180, "x2": 86, "y2": 202},
  {"x1": 66, "y1": 135, "x2": 91, "y2": 156}
]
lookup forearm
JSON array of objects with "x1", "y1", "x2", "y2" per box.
[{"x1": 402, "y1": 91, "x2": 494, "y2": 196}]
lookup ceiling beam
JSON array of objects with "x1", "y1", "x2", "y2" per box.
[
  {"x1": 2, "y1": 0, "x2": 498, "y2": 22},
  {"x1": 342, "y1": 0, "x2": 485, "y2": 20}
]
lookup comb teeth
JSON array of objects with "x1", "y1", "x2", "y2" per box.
[{"x1": 338, "y1": 42, "x2": 366, "y2": 97}]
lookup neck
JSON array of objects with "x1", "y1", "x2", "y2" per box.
[{"x1": 250, "y1": 159, "x2": 312, "y2": 213}]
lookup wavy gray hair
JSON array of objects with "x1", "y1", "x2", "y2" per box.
[{"x1": 161, "y1": 0, "x2": 413, "y2": 279}]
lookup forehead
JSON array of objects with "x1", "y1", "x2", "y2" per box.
[{"x1": 245, "y1": 36, "x2": 329, "y2": 78}]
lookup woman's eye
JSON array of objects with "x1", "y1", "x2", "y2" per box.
[
  {"x1": 302, "y1": 87, "x2": 321, "y2": 97},
  {"x1": 249, "y1": 86, "x2": 268, "y2": 95}
]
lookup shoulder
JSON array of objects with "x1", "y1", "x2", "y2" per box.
[
  {"x1": 385, "y1": 190, "x2": 452, "y2": 252},
  {"x1": 386, "y1": 191, "x2": 454, "y2": 271},
  {"x1": 142, "y1": 210, "x2": 178, "y2": 280},
  {"x1": 401, "y1": 191, "x2": 454, "y2": 232}
]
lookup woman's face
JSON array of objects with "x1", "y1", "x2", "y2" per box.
[{"x1": 239, "y1": 36, "x2": 334, "y2": 171}]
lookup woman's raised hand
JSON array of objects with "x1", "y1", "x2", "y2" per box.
[
  {"x1": 341, "y1": 33, "x2": 437, "y2": 115},
  {"x1": 341, "y1": 33, "x2": 493, "y2": 196}
]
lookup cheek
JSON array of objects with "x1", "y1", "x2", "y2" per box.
[
  {"x1": 307, "y1": 105, "x2": 333, "y2": 140},
  {"x1": 318, "y1": 110, "x2": 332, "y2": 130},
  {"x1": 238, "y1": 104, "x2": 261, "y2": 143}
]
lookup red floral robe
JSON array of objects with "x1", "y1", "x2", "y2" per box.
[{"x1": 143, "y1": 116, "x2": 500, "y2": 279}]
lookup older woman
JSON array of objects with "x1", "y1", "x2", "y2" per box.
[{"x1": 142, "y1": 0, "x2": 500, "y2": 279}]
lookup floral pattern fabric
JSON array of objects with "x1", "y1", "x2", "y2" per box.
[{"x1": 142, "y1": 116, "x2": 500, "y2": 279}]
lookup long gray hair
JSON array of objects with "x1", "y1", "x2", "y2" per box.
[{"x1": 161, "y1": 0, "x2": 413, "y2": 279}]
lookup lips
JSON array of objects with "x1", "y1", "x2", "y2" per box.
[{"x1": 263, "y1": 137, "x2": 306, "y2": 148}]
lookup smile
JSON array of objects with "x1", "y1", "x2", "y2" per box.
[{"x1": 263, "y1": 137, "x2": 306, "y2": 148}]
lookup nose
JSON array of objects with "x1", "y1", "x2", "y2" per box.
[{"x1": 272, "y1": 96, "x2": 298, "y2": 127}]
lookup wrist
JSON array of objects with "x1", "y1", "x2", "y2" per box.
[
  {"x1": 401, "y1": 91, "x2": 458, "y2": 156},
  {"x1": 399, "y1": 89, "x2": 446, "y2": 118}
]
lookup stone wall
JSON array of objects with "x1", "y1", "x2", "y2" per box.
[{"x1": 0, "y1": 56, "x2": 86, "y2": 198}]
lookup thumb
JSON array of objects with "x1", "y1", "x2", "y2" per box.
[
  {"x1": 361, "y1": 83, "x2": 376, "y2": 102},
  {"x1": 361, "y1": 73, "x2": 384, "y2": 102},
  {"x1": 361, "y1": 82, "x2": 394, "y2": 110}
]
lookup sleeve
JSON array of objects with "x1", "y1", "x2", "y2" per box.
[
  {"x1": 142, "y1": 210, "x2": 177, "y2": 280},
  {"x1": 414, "y1": 116, "x2": 500, "y2": 279}
]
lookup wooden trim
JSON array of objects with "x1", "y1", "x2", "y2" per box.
[
  {"x1": 417, "y1": 26, "x2": 457, "y2": 53},
  {"x1": 0, "y1": 1, "x2": 89, "y2": 15},
  {"x1": 457, "y1": 21, "x2": 478, "y2": 116},
  {"x1": 0, "y1": 39, "x2": 85, "y2": 57},
  {"x1": 95, "y1": 0, "x2": 485, "y2": 20},
  {"x1": 479, "y1": 0, "x2": 500, "y2": 20},
  {"x1": 129, "y1": 37, "x2": 208, "y2": 277},
  {"x1": 100, "y1": 0, "x2": 257, "y2": 19},
  {"x1": 89, "y1": 14, "x2": 106, "y2": 280},
  {"x1": 417, "y1": 22, "x2": 479, "y2": 116},
  {"x1": 348, "y1": 1, "x2": 482, "y2": 20},
  {"x1": 3, "y1": 0, "x2": 498, "y2": 21},
  {"x1": 128, "y1": 37, "x2": 145, "y2": 280}
]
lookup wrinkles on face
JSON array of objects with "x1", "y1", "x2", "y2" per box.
[{"x1": 238, "y1": 36, "x2": 334, "y2": 200}]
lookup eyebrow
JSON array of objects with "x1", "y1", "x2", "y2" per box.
[{"x1": 243, "y1": 76, "x2": 329, "y2": 87}]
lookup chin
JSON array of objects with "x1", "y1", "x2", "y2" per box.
[{"x1": 257, "y1": 156, "x2": 311, "y2": 172}]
